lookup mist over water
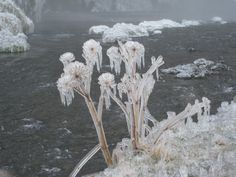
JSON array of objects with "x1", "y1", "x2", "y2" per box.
[{"x1": 42, "y1": 0, "x2": 236, "y2": 21}]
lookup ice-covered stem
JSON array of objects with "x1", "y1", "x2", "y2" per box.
[
  {"x1": 84, "y1": 94, "x2": 113, "y2": 166},
  {"x1": 107, "y1": 41, "x2": 164, "y2": 150},
  {"x1": 57, "y1": 39, "x2": 113, "y2": 167}
]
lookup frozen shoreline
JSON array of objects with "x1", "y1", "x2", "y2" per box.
[{"x1": 89, "y1": 17, "x2": 227, "y2": 43}]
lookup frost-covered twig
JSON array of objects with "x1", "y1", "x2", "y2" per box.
[{"x1": 69, "y1": 144, "x2": 101, "y2": 177}]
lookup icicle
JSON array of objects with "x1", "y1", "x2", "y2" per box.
[{"x1": 107, "y1": 46, "x2": 122, "y2": 74}]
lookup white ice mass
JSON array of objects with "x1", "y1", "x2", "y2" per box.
[
  {"x1": 94, "y1": 99, "x2": 236, "y2": 177},
  {"x1": 211, "y1": 17, "x2": 227, "y2": 24},
  {"x1": 161, "y1": 58, "x2": 229, "y2": 79},
  {"x1": 0, "y1": 0, "x2": 34, "y2": 53},
  {"x1": 89, "y1": 19, "x2": 200, "y2": 43}
]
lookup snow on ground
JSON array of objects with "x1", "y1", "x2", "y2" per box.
[
  {"x1": 0, "y1": 0, "x2": 34, "y2": 53},
  {"x1": 161, "y1": 58, "x2": 229, "y2": 79},
  {"x1": 94, "y1": 99, "x2": 236, "y2": 177},
  {"x1": 89, "y1": 19, "x2": 200, "y2": 43}
]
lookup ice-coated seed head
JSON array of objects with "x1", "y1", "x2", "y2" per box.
[
  {"x1": 82, "y1": 39, "x2": 102, "y2": 71},
  {"x1": 59, "y1": 52, "x2": 75, "y2": 67},
  {"x1": 57, "y1": 74, "x2": 75, "y2": 106},
  {"x1": 124, "y1": 41, "x2": 145, "y2": 68},
  {"x1": 98, "y1": 73, "x2": 115, "y2": 88}
]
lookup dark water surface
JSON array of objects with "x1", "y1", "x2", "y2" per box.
[{"x1": 0, "y1": 13, "x2": 236, "y2": 177}]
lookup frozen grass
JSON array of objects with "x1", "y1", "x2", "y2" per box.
[{"x1": 95, "y1": 100, "x2": 236, "y2": 177}]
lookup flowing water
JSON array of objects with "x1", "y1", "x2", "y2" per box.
[{"x1": 0, "y1": 12, "x2": 236, "y2": 177}]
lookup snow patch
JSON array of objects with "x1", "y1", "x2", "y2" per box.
[{"x1": 161, "y1": 58, "x2": 229, "y2": 79}]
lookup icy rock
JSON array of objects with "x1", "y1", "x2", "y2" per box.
[
  {"x1": 0, "y1": 0, "x2": 34, "y2": 53},
  {"x1": 94, "y1": 100, "x2": 236, "y2": 177},
  {"x1": 0, "y1": 0, "x2": 34, "y2": 33},
  {"x1": 102, "y1": 23, "x2": 149, "y2": 43},
  {"x1": 0, "y1": 12, "x2": 22, "y2": 34},
  {"x1": 89, "y1": 25, "x2": 109, "y2": 35},
  {"x1": 181, "y1": 20, "x2": 201, "y2": 27},
  {"x1": 161, "y1": 58, "x2": 229, "y2": 79},
  {"x1": 211, "y1": 17, "x2": 227, "y2": 24},
  {"x1": 90, "y1": 19, "x2": 200, "y2": 43},
  {"x1": 0, "y1": 30, "x2": 29, "y2": 53},
  {"x1": 139, "y1": 19, "x2": 184, "y2": 32}
]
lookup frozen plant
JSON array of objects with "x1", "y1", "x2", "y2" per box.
[
  {"x1": 105, "y1": 41, "x2": 164, "y2": 149},
  {"x1": 57, "y1": 39, "x2": 113, "y2": 170},
  {"x1": 57, "y1": 39, "x2": 164, "y2": 176}
]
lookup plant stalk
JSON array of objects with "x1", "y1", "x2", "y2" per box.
[{"x1": 85, "y1": 95, "x2": 113, "y2": 166}]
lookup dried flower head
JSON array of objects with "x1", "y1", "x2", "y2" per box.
[
  {"x1": 98, "y1": 73, "x2": 116, "y2": 109},
  {"x1": 124, "y1": 41, "x2": 145, "y2": 68},
  {"x1": 107, "y1": 46, "x2": 122, "y2": 74},
  {"x1": 98, "y1": 73, "x2": 116, "y2": 88},
  {"x1": 59, "y1": 52, "x2": 75, "y2": 66},
  {"x1": 82, "y1": 39, "x2": 102, "y2": 71},
  {"x1": 64, "y1": 61, "x2": 89, "y2": 81},
  {"x1": 57, "y1": 74, "x2": 75, "y2": 106}
]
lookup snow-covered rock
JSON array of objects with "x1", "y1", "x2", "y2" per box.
[
  {"x1": 161, "y1": 58, "x2": 229, "y2": 79},
  {"x1": 89, "y1": 25, "x2": 109, "y2": 35},
  {"x1": 0, "y1": 30, "x2": 29, "y2": 53},
  {"x1": 0, "y1": 12, "x2": 23, "y2": 34},
  {"x1": 139, "y1": 19, "x2": 184, "y2": 31},
  {"x1": 94, "y1": 99, "x2": 236, "y2": 177},
  {"x1": 102, "y1": 23, "x2": 149, "y2": 43},
  {"x1": 0, "y1": 0, "x2": 34, "y2": 33},
  {"x1": 0, "y1": 0, "x2": 34, "y2": 53},
  {"x1": 181, "y1": 19, "x2": 201, "y2": 27},
  {"x1": 211, "y1": 17, "x2": 227, "y2": 24},
  {"x1": 90, "y1": 19, "x2": 200, "y2": 43}
]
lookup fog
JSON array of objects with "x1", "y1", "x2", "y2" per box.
[{"x1": 43, "y1": 0, "x2": 236, "y2": 21}]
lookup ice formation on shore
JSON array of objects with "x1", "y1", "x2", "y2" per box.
[
  {"x1": 0, "y1": 0, "x2": 34, "y2": 53},
  {"x1": 211, "y1": 17, "x2": 227, "y2": 24},
  {"x1": 94, "y1": 99, "x2": 236, "y2": 177},
  {"x1": 161, "y1": 58, "x2": 229, "y2": 79},
  {"x1": 89, "y1": 19, "x2": 200, "y2": 43}
]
